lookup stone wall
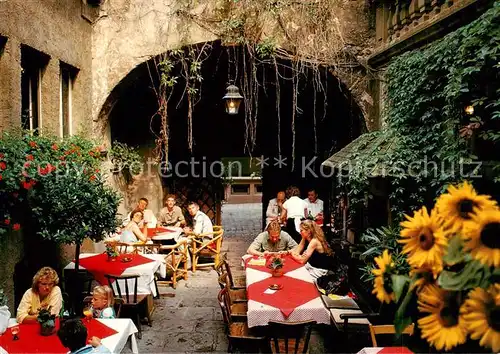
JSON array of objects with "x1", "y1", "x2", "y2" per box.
[{"x1": 0, "y1": 0, "x2": 93, "y2": 309}]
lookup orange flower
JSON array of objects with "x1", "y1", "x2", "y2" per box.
[
  {"x1": 26, "y1": 154, "x2": 34, "y2": 161},
  {"x1": 0, "y1": 175, "x2": 2, "y2": 181},
  {"x1": 12, "y1": 223, "x2": 21, "y2": 231},
  {"x1": 29, "y1": 141, "x2": 37, "y2": 148},
  {"x1": 89, "y1": 175, "x2": 96, "y2": 181},
  {"x1": 51, "y1": 144, "x2": 58, "y2": 151},
  {"x1": 4, "y1": 219, "x2": 10, "y2": 225},
  {"x1": 0, "y1": 162, "x2": 6, "y2": 170},
  {"x1": 0, "y1": 153, "x2": 4, "y2": 158}
]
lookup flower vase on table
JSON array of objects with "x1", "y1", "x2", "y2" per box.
[
  {"x1": 268, "y1": 256, "x2": 284, "y2": 277},
  {"x1": 105, "y1": 243, "x2": 119, "y2": 261},
  {"x1": 37, "y1": 307, "x2": 56, "y2": 336}
]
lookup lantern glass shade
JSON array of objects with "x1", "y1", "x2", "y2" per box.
[
  {"x1": 465, "y1": 105, "x2": 474, "y2": 115},
  {"x1": 223, "y1": 85, "x2": 243, "y2": 115}
]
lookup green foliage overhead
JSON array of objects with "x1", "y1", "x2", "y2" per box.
[
  {"x1": 0, "y1": 131, "x2": 121, "y2": 245},
  {"x1": 340, "y1": 3, "x2": 500, "y2": 222}
]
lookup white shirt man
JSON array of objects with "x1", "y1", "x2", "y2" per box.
[
  {"x1": 304, "y1": 190, "x2": 323, "y2": 220},
  {"x1": 184, "y1": 202, "x2": 213, "y2": 239},
  {"x1": 265, "y1": 191, "x2": 286, "y2": 227},
  {"x1": 122, "y1": 198, "x2": 157, "y2": 228}
]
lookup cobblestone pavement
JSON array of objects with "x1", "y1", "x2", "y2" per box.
[
  {"x1": 221, "y1": 203, "x2": 263, "y2": 239},
  {"x1": 123, "y1": 204, "x2": 334, "y2": 353}
]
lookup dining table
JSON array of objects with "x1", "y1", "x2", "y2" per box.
[
  {"x1": 0, "y1": 317, "x2": 138, "y2": 354},
  {"x1": 244, "y1": 254, "x2": 330, "y2": 328},
  {"x1": 64, "y1": 252, "x2": 166, "y2": 297}
]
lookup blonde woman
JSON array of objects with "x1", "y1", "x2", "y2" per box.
[
  {"x1": 290, "y1": 219, "x2": 333, "y2": 279},
  {"x1": 17, "y1": 266, "x2": 63, "y2": 324}
]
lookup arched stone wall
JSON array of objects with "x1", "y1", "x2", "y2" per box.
[{"x1": 91, "y1": 0, "x2": 375, "y2": 137}]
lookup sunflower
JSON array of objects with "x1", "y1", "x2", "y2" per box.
[
  {"x1": 399, "y1": 207, "x2": 448, "y2": 276},
  {"x1": 409, "y1": 267, "x2": 434, "y2": 293},
  {"x1": 435, "y1": 181, "x2": 498, "y2": 233},
  {"x1": 462, "y1": 207, "x2": 500, "y2": 267},
  {"x1": 417, "y1": 285, "x2": 468, "y2": 351},
  {"x1": 461, "y1": 284, "x2": 500, "y2": 352},
  {"x1": 372, "y1": 250, "x2": 395, "y2": 304}
]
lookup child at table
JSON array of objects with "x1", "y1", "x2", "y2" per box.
[{"x1": 90, "y1": 286, "x2": 115, "y2": 319}]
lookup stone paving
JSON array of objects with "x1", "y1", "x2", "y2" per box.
[{"x1": 123, "y1": 204, "x2": 338, "y2": 353}]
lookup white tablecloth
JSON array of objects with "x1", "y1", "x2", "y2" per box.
[
  {"x1": 65, "y1": 253, "x2": 166, "y2": 297},
  {"x1": 245, "y1": 260, "x2": 330, "y2": 327},
  {"x1": 3, "y1": 318, "x2": 138, "y2": 354}
]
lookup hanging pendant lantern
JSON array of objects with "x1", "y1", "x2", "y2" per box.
[{"x1": 223, "y1": 85, "x2": 243, "y2": 115}]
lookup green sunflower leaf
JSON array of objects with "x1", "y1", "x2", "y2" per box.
[
  {"x1": 391, "y1": 274, "x2": 410, "y2": 302},
  {"x1": 394, "y1": 284, "x2": 414, "y2": 335},
  {"x1": 438, "y1": 260, "x2": 490, "y2": 290},
  {"x1": 442, "y1": 235, "x2": 465, "y2": 265}
]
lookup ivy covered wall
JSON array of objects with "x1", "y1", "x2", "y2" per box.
[{"x1": 341, "y1": 2, "x2": 500, "y2": 224}]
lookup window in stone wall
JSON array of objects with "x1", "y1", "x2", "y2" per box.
[
  {"x1": 60, "y1": 63, "x2": 78, "y2": 137},
  {"x1": 21, "y1": 45, "x2": 49, "y2": 133},
  {"x1": 254, "y1": 184, "x2": 263, "y2": 194}
]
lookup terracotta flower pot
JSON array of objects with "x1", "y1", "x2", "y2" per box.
[{"x1": 271, "y1": 268, "x2": 284, "y2": 277}]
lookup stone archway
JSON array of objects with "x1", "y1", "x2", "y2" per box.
[{"x1": 97, "y1": 39, "x2": 367, "y2": 226}]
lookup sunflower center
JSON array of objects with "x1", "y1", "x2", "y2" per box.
[
  {"x1": 440, "y1": 305, "x2": 459, "y2": 327},
  {"x1": 458, "y1": 199, "x2": 476, "y2": 219},
  {"x1": 419, "y1": 229, "x2": 435, "y2": 251},
  {"x1": 383, "y1": 274, "x2": 393, "y2": 295},
  {"x1": 480, "y1": 222, "x2": 500, "y2": 249},
  {"x1": 487, "y1": 306, "x2": 500, "y2": 332}
]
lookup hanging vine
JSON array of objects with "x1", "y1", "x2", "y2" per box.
[{"x1": 147, "y1": 0, "x2": 373, "y2": 162}]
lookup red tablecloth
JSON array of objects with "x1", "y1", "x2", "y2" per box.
[
  {"x1": 247, "y1": 275, "x2": 319, "y2": 318},
  {"x1": 146, "y1": 227, "x2": 175, "y2": 237},
  {"x1": 0, "y1": 318, "x2": 117, "y2": 353},
  {"x1": 244, "y1": 255, "x2": 303, "y2": 274},
  {"x1": 77, "y1": 253, "x2": 155, "y2": 285}
]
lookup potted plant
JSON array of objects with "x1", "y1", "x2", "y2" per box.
[
  {"x1": 268, "y1": 256, "x2": 284, "y2": 277},
  {"x1": 105, "y1": 243, "x2": 119, "y2": 261},
  {"x1": 37, "y1": 306, "x2": 56, "y2": 336},
  {"x1": 0, "y1": 288, "x2": 10, "y2": 335}
]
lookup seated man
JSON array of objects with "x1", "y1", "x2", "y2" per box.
[
  {"x1": 265, "y1": 191, "x2": 286, "y2": 227},
  {"x1": 158, "y1": 194, "x2": 185, "y2": 227},
  {"x1": 122, "y1": 197, "x2": 157, "y2": 228},
  {"x1": 304, "y1": 188, "x2": 324, "y2": 221},
  {"x1": 183, "y1": 201, "x2": 213, "y2": 239},
  {"x1": 57, "y1": 318, "x2": 110, "y2": 354},
  {"x1": 247, "y1": 220, "x2": 298, "y2": 257}
]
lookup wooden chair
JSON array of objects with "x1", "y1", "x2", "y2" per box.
[
  {"x1": 132, "y1": 243, "x2": 161, "y2": 254},
  {"x1": 105, "y1": 274, "x2": 150, "y2": 339},
  {"x1": 217, "y1": 272, "x2": 247, "y2": 303},
  {"x1": 190, "y1": 227, "x2": 224, "y2": 272},
  {"x1": 217, "y1": 273, "x2": 248, "y2": 320},
  {"x1": 369, "y1": 323, "x2": 415, "y2": 347},
  {"x1": 222, "y1": 259, "x2": 246, "y2": 289},
  {"x1": 63, "y1": 269, "x2": 94, "y2": 317},
  {"x1": 268, "y1": 320, "x2": 316, "y2": 354},
  {"x1": 104, "y1": 240, "x2": 135, "y2": 255},
  {"x1": 157, "y1": 240, "x2": 189, "y2": 289},
  {"x1": 218, "y1": 288, "x2": 268, "y2": 353}
]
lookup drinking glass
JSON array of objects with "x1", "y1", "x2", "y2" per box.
[
  {"x1": 11, "y1": 325, "x2": 20, "y2": 340},
  {"x1": 83, "y1": 306, "x2": 93, "y2": 323}
]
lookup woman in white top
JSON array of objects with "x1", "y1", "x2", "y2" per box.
[
  {"x1": 281, "y1": 186, "x2": 308, "y2": 243},
  {"x1": 17, "y1": 267, "x2": 63, "y2": 324},
  {"x1": 120, "y1": 209, "x2": 148, "y2": 243}
]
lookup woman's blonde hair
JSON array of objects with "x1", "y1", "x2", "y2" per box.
[
  {"x1": 93, "y1": 285, "x2": 114, "y2": 307},
  {"x1": 300, "y1": 220, "x2": 333, "y2": 256},
  {"x1": 32, "y1": 267, "x2": 59, "y2": 293}
]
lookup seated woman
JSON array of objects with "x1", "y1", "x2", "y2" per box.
[
  {"x1": 290, "y1": 219, "x2": 334, "y2": 280},
  {"x1": 120, "y1": 209, "x2": 148, "y2": 243},
  {"x1": 17, "y1": 266, "x2": 63, "y2": 324}
]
